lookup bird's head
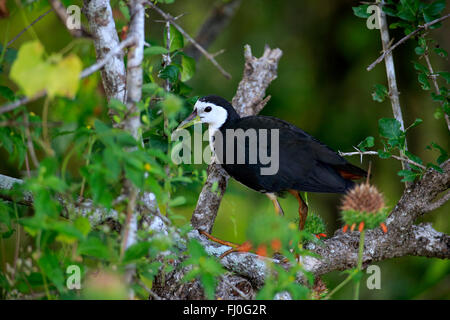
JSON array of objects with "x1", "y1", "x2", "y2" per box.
[{"x1": 176, "y1": 95, "x2": 239, "y2": 131}]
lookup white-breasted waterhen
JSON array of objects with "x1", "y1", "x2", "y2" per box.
[{"x1": 177, "y1": 95, "x2": 367, "y2": 257}]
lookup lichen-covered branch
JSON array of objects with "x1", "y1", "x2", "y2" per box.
[
  {"x1": 83, "y1": 0, "x2": 127, "y2": 103},
  {"x1": 378, "y1": 0, "x2": 409, "y2": 171},
  {"x1": 120, "y1": 0, "x2": 146, "y2": 258},
  {"x1": 191, "y1": 160, "x2": 450, "y2": 288}
]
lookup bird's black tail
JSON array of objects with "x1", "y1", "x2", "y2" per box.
[{"x1": 334, "y1": 163, "x2": 368, "y2": 181}]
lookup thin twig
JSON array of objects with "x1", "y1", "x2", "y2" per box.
[
  {"x1": 423, "y1": 51, "x2": 450, "y2": 131},
  {"x1": 146, "y1": 1, "x2": 232, "y2": 79},
  {"x1": 339, "y1": 150, "x2": 426, "y2": 170},
  {"x1": 0, "y1": 91, "x2": 46, "y2": 115},
  {"x1": 184, "y1": 0, "x2": 241, "y2": 61},
  {"x1": 23, "y1": 112, "x2": 39, "y2": 168},
  {"x1": 48, "y1": 0, "x2": 91, "y2": 38},
  {"x1": 0, "y1": 120, "x2": 62, "y2": 127},
  {"x1": 162, "y1": 20, "x2": 172, "y2": 93},
  {"x1": 423, "y1": 190, "x2": 450, "y2": 213},
  {"x1": 79, "y1": 36, "x2": 137, "y2": 78},
  {"x1": 138, "y1": 280, "x2": 162, "y2": 300},
  {"x1": 367, "y1": 12, "x2": 450, "y2": 71},
  {"x1": 221, "y1": 276, "x2": 250, "y2": 299},
  {"x1": 377, "y1": 0, "x2": 409, "y2": 177},
  {"x1": 6, "y1": 9, "x2": 53, "y2": 48}
]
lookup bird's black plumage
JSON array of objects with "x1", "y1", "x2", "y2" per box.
[{"x1": 201, "y1": 95, "x2": 367, "y2": 195}]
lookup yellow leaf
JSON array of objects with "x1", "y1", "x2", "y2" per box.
[
  {"x1": 10, "y1": 41, "x2": 48, "y2": 97},
  {"x1": 10, "y1": 41, "x2": 82, "y2": 99},
  {"x1": 47, "y1": 54, "x2": 82, "y2": 98}
]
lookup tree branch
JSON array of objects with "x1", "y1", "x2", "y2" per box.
[
  {"x1": 83, "y1": 0, "x2": 127, "y2": 103},
  {"x1": 184, "y1": 0, "x2": 242, "y2": 61},
  {"x1": 80, "y1": 36, "x2": 137, "y2": 79},
  {"x1": 49, "y1": 0, "x2": 91, "y2": 38},
  {"x1": 367, "y1": 12, "x2": 450, "y2": 71},
  {"x1": 378, "y1": 0, "x2": 409, "y2": 173},
  {"x1": 6, "y1": 8, "x2": 53, "y2": 48},
  {"x1": 339, "y1": 150, "x2": 427, "y2": 170},
  {"x1": 146, "y1": 1, "x2": 232, "y2": 79},
  {"x1": 423, "y1": 51, "x2": 450, "y2": 131}
]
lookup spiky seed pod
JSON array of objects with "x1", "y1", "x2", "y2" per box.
[
  {"x1": 340, "y1": 183, "x2": 389, "y2": 233},
  {"x1": 340, "y1": 184, "x2": 385, "y2": 213}
]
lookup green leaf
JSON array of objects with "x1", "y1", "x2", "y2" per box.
[
  {"x1": 418, "y1": 73, "x2": 431, "y2": 90},
  {"x1": 200, "y1": 273, "x2": 216, "y2": 300},
  {"x1": 161, "y1": 94, "x2": 183, "y2": 116},
  {"x1": 431, "y1": 92, "x2": 444, "y2": 102},
  {"x1": 0, "y1": 85, "x2": 15, "y2": 101},
  {"x1": 433, "y1": 47, "x2": 448, "y2": 58},
  {"x1": 372, "y1": 84, "x2": 388, "y2": 103},
  {"x1": 424, "y1": 0, "x2": 446, "y2": 16},
  {"x1": 164, "y1": 25, "x2": 184, "y2": 52},
  {"x1": 74, "y1": 217, "x2": 91, "y2": 237},
  {"x1": 38, "y1": 253, "x2": 65, "y2": 292},
  {"x1": 159, "y1": 65, "x2": 180, "y2": 83},
  {"x1": 352, "y1": 5, "x2": 371, "y2": 18},
  {"x1": 397, "y1": 169, "x2": 418, "y2": 182},
  {"x1": 0, "y1": 200, "x2": 12, "y2": 229},
  {"x1": 51, "y1": 220, "x2": 85, "y2": 242},
  {"x1": 123, "y1": 241, "x2": 151, "y2": 263},
  {"x1": 378, "y1": 118, "x2": 402, "y2": 139},
  {"x1": 78, "y1": 236, "x2": 110, "y2": 259},
  {"x1": 357, "y1": 136, "x2": 374, "y2": 151},
  {"x1": 118, "y1": 0, "x2": 130, "y2": 21},
  {"x1": 377, "y1": 150, "x2": 391, "y2": 159},
  {"x1": 169, "y1": 196, "x2": 186, "y2": 207},
  {"x1": 180, "y1": 54, "x2": 196, "y2": 82},
  {"x1": 405, "y1": 151, "x2": 423, "y2": 166},
  {"x1": 437, "y1": 71, "x2": 450, "y2": 84},
  {"x1": 405, "y1": 118, "x2": 423, "y2": 132},
  {"x1": 414, "y1": 46, "x2": 425, "y2": 55},
  {"x1": 413, "y1": 62, "x2": 428, "y2": 73},
  {"x1": 144, "y1": 46, "x2": 169, "y2": 57},
  {"x1": 429, "y1": 142, "x2": 448, "y2": 164}
]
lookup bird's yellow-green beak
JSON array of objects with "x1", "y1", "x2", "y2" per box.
[{"x1": 175, "y1": 109, "x2": 201, "y2": 131}]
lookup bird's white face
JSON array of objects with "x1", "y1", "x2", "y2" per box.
[{"x1": 194, "y1": 100, "x2": 228, "y2": 130}]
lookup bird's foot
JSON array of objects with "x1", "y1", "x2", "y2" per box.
[
  {"x1": 219, "y1": 241, "x2": 253, "y2": 259},
  {"x1": 341, "y1": 222, "x2": 388, "y2": 233},
  {"x1": 199, "y1": 230, "x2": 239, "y2": 247},
  {"x1": 199, "y1": 230, "x2": 254, "y2": 259}
]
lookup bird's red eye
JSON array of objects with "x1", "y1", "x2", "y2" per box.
[{"x1": 204, "y1": 106, "x2": 212, "y2": 112}]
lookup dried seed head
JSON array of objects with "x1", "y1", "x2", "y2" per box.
[{"x1": 340, "y1": 183, "x2": 385, "y2": 214}]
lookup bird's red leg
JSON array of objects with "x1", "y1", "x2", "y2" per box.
[
  {"x1": 199, "y1": 231, "x2": 253, "y2": 259},
  {"x1": 288, "y1": 190, "x2": 308, "y2": 230},
  {"x1": 199, "y1": 230, "x2": 239, "y2": 248}
]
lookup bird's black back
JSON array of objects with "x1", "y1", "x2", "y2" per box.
[{"x1": 215, "y1": 115, "x2": 366, "y2": 194}]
